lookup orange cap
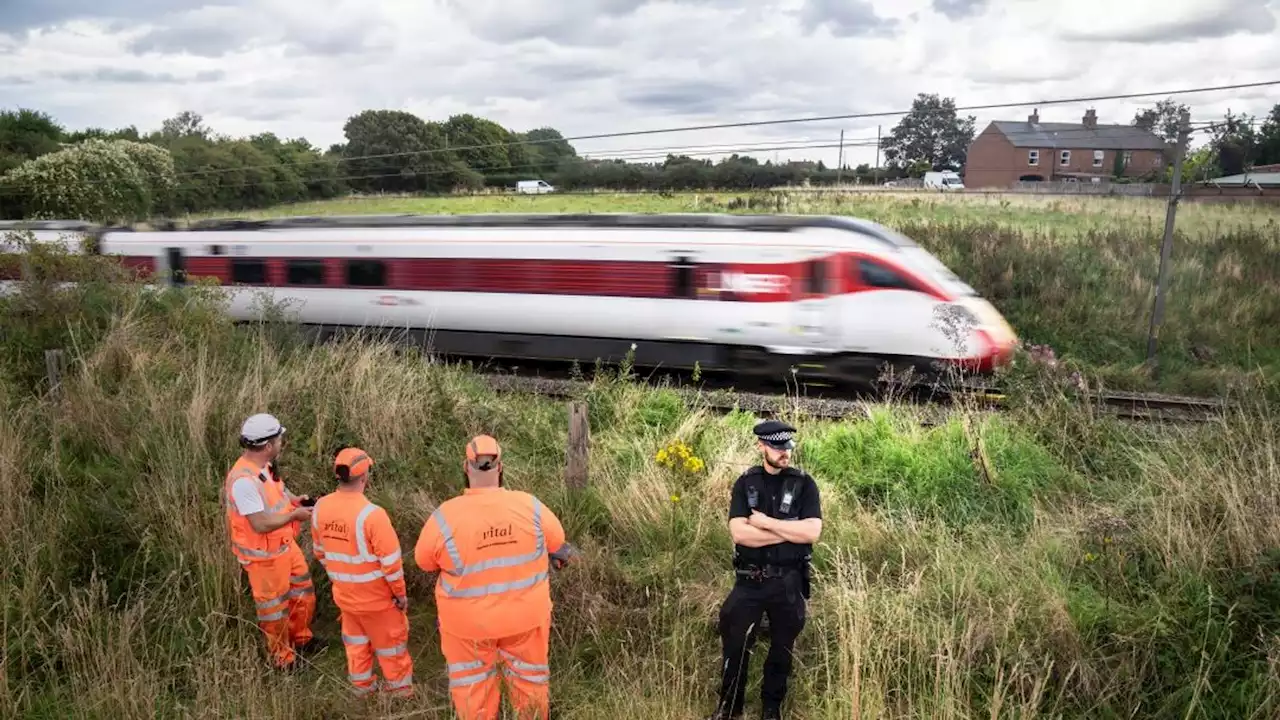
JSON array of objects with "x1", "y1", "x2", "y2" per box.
[
  {"x1": 466, "y1": 435, "x2": 501, "y2": 470},
  {"x1": 335, "y1": 447, "x2": 373, "y2": 478}
]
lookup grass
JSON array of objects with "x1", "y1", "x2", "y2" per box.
[
  {"x1": 3, "y1": 242, "x2": 1280, "y2": 719},
  {"x1": 182, "y1": 189, "x2": 1280, "y2": 399}
]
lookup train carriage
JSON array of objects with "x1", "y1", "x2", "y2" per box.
[{"x1": 1, "y1": 213, "x2": 1018, "y2": 386}]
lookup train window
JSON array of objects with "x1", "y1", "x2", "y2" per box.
[
  {"x1": 286, "y1": 259, "x2": 326, "y2": 285},
  {"x1": 231, "y1": 258, "x2": 266, "y2": 285},
  {"x1": 857, "y1": 258, "x2": 916, "y2": 291},
  {"x1": 806, "y1": 259, "x2": 826, "y2": 294},
  {"x1": 166, "y1": 248, "x2": 186, "y2": 286},
  {"x1": 670, "y1": 255, "x2": 696, "y2": 299},
  {"x1": 346, "y1": 259, "x2": 387, "y2": 287}
]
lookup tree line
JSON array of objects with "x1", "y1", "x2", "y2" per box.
[{"x1": 2, "y1": 94, "x2": 1278, "y2": 223}]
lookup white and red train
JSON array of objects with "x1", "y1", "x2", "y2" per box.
[{"x1": 1, "y1": 213, "x2": 1018, "y2": 385}]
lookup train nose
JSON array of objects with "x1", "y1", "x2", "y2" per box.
[{"x1": 957, "y1": 298, "x2": 1018, "y2": 372}]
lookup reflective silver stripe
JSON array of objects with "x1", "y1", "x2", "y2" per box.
[
  {"x1": 449, "y1": 668, "x2": 497, "y2": 688},
  {"x1": 234, "y1": 543, "x2": 290, "y2": 559},
  {"x1": 384, "y1": 569, "x2": 404, "y2": 582},
  {"x1": 256, "y1": 594, "x2": 287, "y2": 609},
  {"x1": 375, "y1": 643, "x2": 407, "y2": 657},
  {"x1": 286, "y1": 587, "x2": 313, "y2": 598},
  {"x1": 290, "y1": 574, "x2": 310, "y2": 585},
  {"x1": 258, "y1": 609, "x2": 286, "y2": 622},
  {"x1": 439, "y1": 570, "x2": 549, "y2": 599},
  {"x1": 448, "y1": 660, "x2": 485, "y2": 673},
  {"x1": 343, "y1": 634, "x2": 370, "y2": 645},
  {"x1": 434, "y1": 497, "x2": 546, "y2": 577},
  {"x1": 499, "y1": 649, "x2": 549, "y2": 673},
  {"x1": 354, "y1": 503, "x2": 378, "y2": 561},
  {"x1": 349, "y1": 669, "x2": 374, "y2": 682},
  {"x1": 379, "y1": 549, "x2": 402, "y2": 566},
  {"x1": 350, "y1": 684, "x2": 375, "y2": 695},
  {"x1": 325, "y1": 569, "x2": 386, "y2": 583},
  {"x1": 384, "y1": 675, "x2": 413, "y2": 689},
  {"x1": 503, "y1": 666, "x2": 550, "y2": 684}
]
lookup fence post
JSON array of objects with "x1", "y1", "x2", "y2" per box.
[
  {"x1": 45, "y1": 349, "x2": 65, "y2": 397},
  {"x1": 565, "y1": 401, "x2": 590, "y2": 490},
  {"x1": 1145, "y1": 109, "x2": 1192, "y2": 373}
]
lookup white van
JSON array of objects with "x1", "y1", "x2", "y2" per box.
[
  {"x1": 923, "y1": 171, "x2": 964, "y2": 191},
  {"x1": 517, "y1": 180, "x2": 555, "y2": 194}
]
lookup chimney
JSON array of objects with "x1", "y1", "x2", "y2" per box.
[
  {"x1": 1028, "y1": 108, "x2": 1040, "y2": 124},
  {"x1": 1083, "y1": 108, "x2": 1097, "y2": 128}
]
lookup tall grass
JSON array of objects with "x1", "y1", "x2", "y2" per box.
[
  {"x1": 3, "y1": 241, "x2": 1280, "y2": 719},
  {"x1": 189, "y1": 190, "x2": 1280, "y2": 397}
]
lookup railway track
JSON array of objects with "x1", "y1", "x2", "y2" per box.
[{"x1": 474, "y1": 369, "x2": 1230, "y2": 425}]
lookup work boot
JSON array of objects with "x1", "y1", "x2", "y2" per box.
[{"x1": 761, "y1": 706, "x2": 782, "y2": 720}]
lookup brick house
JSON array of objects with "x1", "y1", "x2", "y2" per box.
[{"x1": 963, "y1": 108, "x2": 1170, "y2": 188}]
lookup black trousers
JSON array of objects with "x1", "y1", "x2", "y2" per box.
[{"x1": 715, "y1": 569, "x2": 808, "y2": 716}]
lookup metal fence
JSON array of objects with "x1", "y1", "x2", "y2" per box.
[{"x1": 1007, "y1": 181, "x2": 1159, "y2": 196}]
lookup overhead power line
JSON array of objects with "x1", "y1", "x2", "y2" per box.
[{"x1": 85, "y1": 78, "x2": 1280, "y2": 182}]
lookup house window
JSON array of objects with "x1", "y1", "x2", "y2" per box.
[
  {"x1": 1028, "y1": 150, "x2": 1039, "y2": 165},
  {"x1": 346, "y1": 259, "x2": 387, "y2": 287},
  {"x1": 1123, "y1": 151, "x2": 1133, "y2": 166},
  {"x1": 286, "y1": 259, "x2": 326, "y2": 285},
  {"x1": 231, "y1": 258, "x2": 267, "y2": 285},
  {"x1": 1093, "y1": 150, "x2": 1104, "y2": 167},
  {"x1": 1153, "y1": 154, "x2": 1163, "y2": 166},
  {"x1": 1060, "y1": 150, "x2": 1071, "y2": 166}
]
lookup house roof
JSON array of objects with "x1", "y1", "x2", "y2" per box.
[
  {"x1": 1202, "y1": 172, "x2": 1280, "y2": 187},
  {"x1": 992, "y1": 121, "x2": 1169, "y2": 151}
]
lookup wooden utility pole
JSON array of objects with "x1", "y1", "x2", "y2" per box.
[
  {"x1": 1145, "y1": 109, "x2": 1192, "y2": 372},
  {"x1": 836, "y1": 130, "x2": 845, "y2": 185},
  {"x1": 874, "y1": 125, "x2": 882, "y2": 185}
]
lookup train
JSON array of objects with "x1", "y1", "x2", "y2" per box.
[{"x1": 1, "y1": 213, "x2": 1019, "y2": 387}]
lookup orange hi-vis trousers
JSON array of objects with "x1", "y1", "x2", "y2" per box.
[
  {"x1": 341, "y1": 607, "x2": 413, "y2": 696},
  {"x1": 442, "y1": 623, "x2": 550, "y2": 720},
  {"x1": 245, "y1": 542, "x2": 316, "y2": 667}
]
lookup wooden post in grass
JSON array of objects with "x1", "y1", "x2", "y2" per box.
[
  {"x1": 565, "y1": 401, "x2": 590, "y2": 490},
  {"x1": 45, "y1": 349, "x2": 65, "y2": 397}
]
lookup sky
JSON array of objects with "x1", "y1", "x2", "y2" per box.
[{"x1": 1, "y1": 0, "x2": 1278, "y2": 170}]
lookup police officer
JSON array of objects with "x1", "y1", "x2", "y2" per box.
[{"x1": 709, "y1": 419, "x2": 822, "y2": 720}]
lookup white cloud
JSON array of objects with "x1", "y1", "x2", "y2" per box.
[{"x1": 0, "y1": 0, "x2": 1276, "y2": 169}]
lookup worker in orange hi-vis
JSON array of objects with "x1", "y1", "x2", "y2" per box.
[
  {"x1": 414, "y1": 435, "x2": 577, "y2": 720},
  {"x1": 310, "y1": 448, "x2": 414, "y2": 697},
  {"x1": 223, "y1": 413, "x2": 321, "y2": 671}
]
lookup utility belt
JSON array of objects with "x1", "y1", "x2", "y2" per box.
[{"x1": 734, "y1": 555, "x2": 812, "y2": 598}]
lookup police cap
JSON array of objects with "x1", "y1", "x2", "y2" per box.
[{"x1": 753, "y1": 419, "x2": 797, "y2": 450}]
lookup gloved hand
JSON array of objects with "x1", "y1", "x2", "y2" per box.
[{"x1": 549, "y1": 543, "x2": 579, "y2": 571}]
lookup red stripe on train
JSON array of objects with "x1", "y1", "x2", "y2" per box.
[{"x1": 106, "y1": 252, "x2": 953, "y2": 302}]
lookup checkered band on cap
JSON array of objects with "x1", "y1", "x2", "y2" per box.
[{"x1": 760, "y1": 430, "x2": 794, "y2": 442}]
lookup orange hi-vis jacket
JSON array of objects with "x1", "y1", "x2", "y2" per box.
[
  {"x1": 312, "y1": 491, "x2": 407, "y2": 613},
  {"x1": 414, "y1": 487, "x2": 566, "y2": 640},
  {"x1": 224, "y1": 457, "x2": 294, "y2": 565}
]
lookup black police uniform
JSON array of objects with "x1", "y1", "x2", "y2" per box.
[{"x1": 712, "y1": 421, "x2": 821, "y2": 720}]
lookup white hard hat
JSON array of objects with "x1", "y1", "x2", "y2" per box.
[{"x1": 240, "y1": 413, "x2": 285, "y2": 444}]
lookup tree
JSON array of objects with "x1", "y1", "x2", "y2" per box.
[
  {"x1": 519, "y1": 127, "x2": 578, "y2": 177},
  {"x1": 1253, "y1": 103, "x2": 1280, "y2": 167},
  {"x1": 880, "y1": 94, "x2": 976, "y2": 173},
  {"x1": 0, "y1": 108, "x2": 65, "y2": 175},
  {"x1": 1132, "y1": 98, "x2": 1190, "y2": 144},
  {"x1": 340, "y1": 109, "x2": 456, "y2": 193},
  {"x1": 1, "y1": 139, "x2": 176, "y2": 222},
  {"x1": 1209, "y1": 109, "x2": 1258, "y2": 176}
]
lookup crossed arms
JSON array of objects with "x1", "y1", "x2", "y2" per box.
[{"x1": 729, "y1": 510, "x2": 822, "y2": 547}]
